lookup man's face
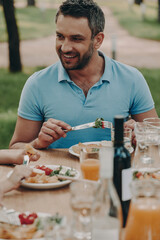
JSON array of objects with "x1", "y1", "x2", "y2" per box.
[{"x1": 56, "y1": 14, "x2": 94, "y2": 70}]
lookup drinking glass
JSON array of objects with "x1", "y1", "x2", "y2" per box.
[
  {"x1": 124, "y1": 179, "x2": 160, "y2": 240},
  {"x1": 70, "y1": 181, "x2": 97, "y2": 240},
  {"x1": 133, "y1": 122, "x2": 160, "y2": 171},
  {"x1": 80, "y1": 146, "x2": 100, "y2": 181},
  {"x1": 111, "y1": 127, "x2": 133, "y2": 153},
  {"x1": 143, "y1": 118, "x2": 160, "y2": 136},
  {"x1": 44, "y1": 215, "x2": 72, "y2": 240}
]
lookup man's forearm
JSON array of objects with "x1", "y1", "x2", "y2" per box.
[
  {"x1": 9, "y1": 142, "x2": 28, "y2": 149},
  {"x1": 31, "y1": 138, "x2": 48, "y2": 150}
]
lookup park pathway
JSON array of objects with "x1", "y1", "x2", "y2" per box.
[{"x1": 0, "y1": 5, "x2": 160, "y2": 68}]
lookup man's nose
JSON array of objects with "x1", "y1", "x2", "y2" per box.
[{"x1": 61, "y1": 39, "x2": 72, "y2": 52}]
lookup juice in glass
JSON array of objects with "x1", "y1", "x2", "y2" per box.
[
  {"x1": 124, "y1": 181, "x2": 160, "y2": 240},
  {"x1": 80, "y1": 158, "x2": 100, "y2": 180}
]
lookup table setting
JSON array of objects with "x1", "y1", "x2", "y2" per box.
[{"x1": 0, "y1": 117, "x2": 160, "y2": 239}]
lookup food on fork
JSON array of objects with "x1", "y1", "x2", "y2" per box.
[{"x1": 94, "y1": 117, "x2": 105, "y2": 128}]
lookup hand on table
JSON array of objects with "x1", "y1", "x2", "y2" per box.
[{"x1": 34, "y1": 118, "x2": 71, "y2": 149}]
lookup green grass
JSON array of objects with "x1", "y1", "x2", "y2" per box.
[
  {"x1": 100, "y1": 0, "x2": 160, "y2": 41},
  {"x1": 139, "y1": 68, "x2": 160, "y2": 115},
  {"x1": 0, "y1": 67, "x2": 159, "y2": 149},
  {"x1": 0, "y1": 7, "x2": 56, "y2": 42},
  {"x1": 0, "y1": 112, "x2": 18, "y2": 149},
  {"x1": 0, "y1": 67, "x2": 43, "y2": 148}
]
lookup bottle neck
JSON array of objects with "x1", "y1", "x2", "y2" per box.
[{"x1": 114, "y1": 116, "x2": 124, "y2": 146}]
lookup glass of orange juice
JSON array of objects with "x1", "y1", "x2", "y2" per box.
[
  {"x1": 80, "y1": 146, "x2": 100, "y2": 181},
  {"x1": 124, "y1": 179, "x2": 160, "y2": 240}
]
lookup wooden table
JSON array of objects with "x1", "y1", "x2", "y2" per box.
[
  {"x1": 0, "y1": 148, "x2": 133, "y2": 240},
  {"x1": 1, "y1": 149, "x2": 80, "y2": 219}
]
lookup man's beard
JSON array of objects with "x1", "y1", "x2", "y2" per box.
[{"x1": 58, "y1": 42, "x2": 94, "y2": 70}]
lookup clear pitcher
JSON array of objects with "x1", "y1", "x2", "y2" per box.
[
  {"x1": 124, "y1": 179, "x2": 160, "y2": 240},
  {"x1": 133, "y1": 122, "x2": 160, "y2": 172}
]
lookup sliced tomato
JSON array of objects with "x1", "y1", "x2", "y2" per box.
[
  {"x1": 45, "y1": 168, "x2": 53, "y2": 175},
  {"x1": 19, "y1": 213, "x2": 27, "y2": 219},
  {"x1": 26, "y1": 216, "x2": 35, "y2": 224},
  {"x1": 28, "y1": 212, "x2": 38, "y2": 218},
  {"x1": 19, "y1": 212, "x2": 38, "y2": 225},
  {"x1": 136, "y1": 172, "x2": 142, "y2": 178}
]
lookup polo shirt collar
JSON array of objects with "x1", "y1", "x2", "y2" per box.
[
  {"x1": 99, "y1": 51, "x2": 113, "y2": 83},
  {"x1": 58, "y1": 62, "x2": 71, "y2": 83},
  {"x1": 58, "y1": 51, "x2": 113, "y2": 83}
]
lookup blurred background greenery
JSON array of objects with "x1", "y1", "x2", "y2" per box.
[{"x1": 0, "y1": 0, "x2": 160, "y2": 148}]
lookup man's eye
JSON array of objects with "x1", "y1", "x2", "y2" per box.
[
  {"x1": 72, "y1": 37, "x2": 83, "y2": 41},
  {"x1": 56, "y1": 35, "x2": 64, "y2": 40}
]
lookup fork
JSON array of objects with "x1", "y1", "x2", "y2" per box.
[
  {"x1": 23, "y1": 155, "x2": 30, "y2": 165},
  {"x1": 64, "y1": 121, "x2": 113, "y2": 132}
]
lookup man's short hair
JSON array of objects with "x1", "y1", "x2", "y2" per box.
[{"x1": 55, "y1": 0, "x2": 105, "y2": 38}]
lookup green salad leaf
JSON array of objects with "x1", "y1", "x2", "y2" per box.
[{"x1": 94, "y1": 118, "x2": 104, "y2": 128}]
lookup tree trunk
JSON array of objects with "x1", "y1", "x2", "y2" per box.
[
  {"x1": 27, "y1": 0, "x2": 35, "y2": 6},
  {"x1": 134, "y1": 0, "x2": 143, "y2": 5},
  {"x1": 2, "y1": 0, "x2": 22, "y2": 72},
  {"x1": 158, "y1": 0, "x2": 160, "y2": 22}
]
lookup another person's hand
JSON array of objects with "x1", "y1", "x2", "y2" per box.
[
  {"x1": 33, "y1": 118, "x2": 71, "y2": 149},
  {"x1": 124, "y1": 119, "x2": 136, "y2": 146},
  {"x1": 16, "y1": 145, "x2": 40, "y2": 164},
  {"x1": 2, "y1": 165, "x2": 32, "y2": 194}
]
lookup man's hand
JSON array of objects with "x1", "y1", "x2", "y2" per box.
[
  {"x1": 124, "y1": 119, "x2": 136, "y2": 146},
  {"x1": 33, "y1": 118, "x2": 72, "y2": 149}
]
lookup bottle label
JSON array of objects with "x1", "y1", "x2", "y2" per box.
[
  {"x1": 92, "y1": 229, "x2": 119, "y2": 240},
  {"x1": 122, "y1": 168, "x2": 132, "y2": 201}
]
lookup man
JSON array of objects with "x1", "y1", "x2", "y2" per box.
[{"x1": 9, "y1": 0, "x2": 158, "y2": 150}]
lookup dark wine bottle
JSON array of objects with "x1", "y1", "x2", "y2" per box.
[{"x1": 113, "y1": 115, "x2": 132, "y2": 228}]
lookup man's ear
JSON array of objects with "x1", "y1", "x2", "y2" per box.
[{"x1": 93, "y1": 32, "x2": 104, "y2": 49}]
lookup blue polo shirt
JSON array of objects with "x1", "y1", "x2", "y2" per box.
[{"x1": 18, "y1": 52, "x2": 154, "y2": 148}]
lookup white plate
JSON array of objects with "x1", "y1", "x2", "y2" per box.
[
  {"x1": 69, "y1": 141, "x2": 113, "y2": 157},
  {"x1": 8, "y1": 165, "x2": 80, "y2": 190},
  {"x1": 69, "y1": 141, "x2": 134, "y2": 157},
  {"x1": 0, "y1": 211, "x2": 63, "y2": 240},
  {"x1": 21, "y1": 165, "x2": 80, "y2": 189}
]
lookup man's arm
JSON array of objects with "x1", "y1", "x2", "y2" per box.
[
  {"x1": 9, "y1": 116, "x2": 71, "y2": 149},
  {"x1": 131, "y1": 108, "x2": 158, "y2": 122},
  {"x1": 124, "y1": 108, "x2": 158, "y2": 145}
]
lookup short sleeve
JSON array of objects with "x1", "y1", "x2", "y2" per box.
[
  {"x1": 18, "y1": 73, "x2": 43, "y2": 121},
  {"x1": 130, "y1": 70, "x2": 154, "y2": 115}
]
